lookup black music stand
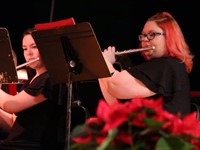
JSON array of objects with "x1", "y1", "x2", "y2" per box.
[
  {"x1": 0, "y1": 28, "x2": 18, "y2": 84},
  {"x1": 31, "y1": 22, "x2": 111, "y2": 150}
]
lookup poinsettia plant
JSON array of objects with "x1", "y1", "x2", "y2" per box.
[{"x1": 70, "y1": 98, "x2": 200, "y2": 150}]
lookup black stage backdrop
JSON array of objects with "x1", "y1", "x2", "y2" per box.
[{"x1": 0, "y1": 0, "x2": 199, "y2": 126}]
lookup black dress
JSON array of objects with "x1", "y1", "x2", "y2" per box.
[
  {"x1": 127, "y1": 57, "x2": 191, "y2": 116},
  {"x1": 0, "y1": 72, "x2": 67, "y2": 150}
]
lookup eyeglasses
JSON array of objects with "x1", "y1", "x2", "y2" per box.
[{"x1": 138, "y1": 32, "x2": 165, "y2": 41}]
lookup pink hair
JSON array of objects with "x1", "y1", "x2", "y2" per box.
[{"x1": 147, "y1": 12, "x2": 194, "y2": 73}]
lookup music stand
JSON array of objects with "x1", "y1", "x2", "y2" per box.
[
  {"x1": 0, "y1": 28, "x2": 18, "y2": 84},
  {"x1": 31, "y1": 22, "x2": 111, "y2": 150}
]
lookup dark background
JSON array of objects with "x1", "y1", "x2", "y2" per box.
[{"x1": 1, "y1": 0, "x2": 200, "y2": 120}]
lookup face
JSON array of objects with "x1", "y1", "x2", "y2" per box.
[
  {"x1": 22, "y1": 34, "x2": 44, "y2": 69},
  {"x1": 139, "y1": 21, "x2": 168, "y2": 60}
]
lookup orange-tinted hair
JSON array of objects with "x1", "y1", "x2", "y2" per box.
[{"x1": 147, "y1": 12, "x2": 194, "y2": 73}]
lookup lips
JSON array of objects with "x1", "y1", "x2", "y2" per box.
[
  {"x1": 144, "y1": 49, "x2": 153, "y2": 55},
  {"x1": 142, "y1": 47, "x2": 154, "y2": 60},
  {"x1": 27, "y1": 58, "x2": 36, "y2": 62}
]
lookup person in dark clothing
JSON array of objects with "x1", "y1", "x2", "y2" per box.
[
  {"x1": 0, "y1": 28, "x2": 67, "y2": 149},
  {"x1": 98, "y1": 11, "x2": 194, "y2": 117}
]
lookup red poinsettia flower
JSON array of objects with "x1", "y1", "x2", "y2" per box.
[
  {"x1": 96, "y1": 100, "x2": 131, "y2": 131},
  {"x1": 71, "y1": 97, "x2": 200, "y2": 150},
  {"x1": 72, "y1": 131, "x2": 93, "y2": 143},
  {"x1": 168, "y1": 112, "x2": 200, "y2": 137}
]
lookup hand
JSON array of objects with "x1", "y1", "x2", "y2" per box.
[{"x1": 102, "y1": 46, "x2": 116, "y2": 64}]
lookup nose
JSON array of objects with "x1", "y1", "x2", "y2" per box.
[
  {"x1": 139, "y1": 34, "x2": 149, "y2": 42},
  {"x1": 142, "y1": 36, "x2": 150, "y2": 42},
  {"x1": 27, "y1": 48, "x2": 33, "y2": 55},
  {"x1": 141, "y1": 41, "x2": 150, "y2": 48}
]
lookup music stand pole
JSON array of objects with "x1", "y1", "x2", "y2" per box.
[{"x1": 65, "y1": 73, "x2": 73, "y2": 150}]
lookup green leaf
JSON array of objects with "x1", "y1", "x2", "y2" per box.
[
  {"x1": 156, "y1": 136, "x2": 194, "y2": 150},
  {"x1": 71, "y1": 124, "x2": 86, "y2": 137},
  {"x1": 70, "y1": 142, "x2": 97, "y2": 150},
  {"x1": 143, "y1": 118, "x2": 164, "y2": 130},
  {"x1": 96, "y1": 128, "x2": 118, "y2": 150}
]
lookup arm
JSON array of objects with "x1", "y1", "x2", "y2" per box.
[
  {"x1": 98, "y1": 46, "x2": 156, "y2": 105},
  {"x1": 0, "y1": 108, "x2": 16, "y2": 131},
  {"x1": 0, "y1": 89, "x2": 46, "y2": 113},
  {"x1": 104, "y1": 70, "x2": 156, "y2": 98},
  {"x1": 98, "y1": 46, "x2": 119, "y2": 104},
  {"x1": 98, "y1": 78, "x2": 117, "y2": 105}
]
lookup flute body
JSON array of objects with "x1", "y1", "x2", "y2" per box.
[
  {"x1": 16, "y1": 57, "x2": 40, "y2": 70},
  {"x1": 115, "y1": 46, "x2": 155, "y2": 56}
]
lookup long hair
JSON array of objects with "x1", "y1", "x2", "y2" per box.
[
  {"x1": 22, "y1": 27, "x2": 37, "y2": 78},
  {"x1": 147, "y1": 12, "x2": 194, "y2": 73}
]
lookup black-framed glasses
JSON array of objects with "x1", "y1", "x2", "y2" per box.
[{"x1": 138, "y1": 32, "x2": 165, "y2": 41}]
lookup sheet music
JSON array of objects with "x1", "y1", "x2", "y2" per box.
[{"x1": 0, "y1": 27, "x2": 18, "y2": 83}]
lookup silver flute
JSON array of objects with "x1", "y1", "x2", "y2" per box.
[
  {"x1": 115, "y1": 46, "x2": 155, "y2": 56},
  {"x1": 16, "y1": 57, "x2": 40, "y2": 70}
]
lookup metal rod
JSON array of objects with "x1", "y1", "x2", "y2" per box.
[
  {"x1": 49, "y1": 0, "x2": 55, "y2": 22},
  {"x1": 115, "y1": 46, "x2": 155, "y2": 56},
  {"x1": 16, "y1": 57, "x2": 40, "y2": 70}
]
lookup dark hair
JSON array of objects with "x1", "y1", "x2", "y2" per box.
[
  {"x1": 23, "y1": 27, "x2": 37, "y2": 37},
  {"x1": 23, "y1": 27, "x2": 37, "y2": 78}
]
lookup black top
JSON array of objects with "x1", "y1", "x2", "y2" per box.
[
  {"x1": 0, "y1": 72, "x2": 67, "y2": 150},
  {"x1": 127, "y1": 57, "x2": 191, "y2": 116}
]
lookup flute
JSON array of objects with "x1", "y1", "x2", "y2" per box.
[
  {"x1": 16, "y1": 57, "x2": 40, "y2": 70},
  {"x1": 115, "y1": 46, "x2": 155, "y2": 56}
]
